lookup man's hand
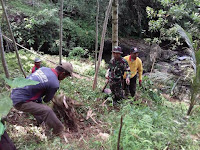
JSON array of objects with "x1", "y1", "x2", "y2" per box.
[
  {"x1": 139, "y1": 80, "x2": 142, "y2": 87},
  {"x1": 126, "y1": 78, "x2": 130, "y2": 85},
  {"x1": 105, "y1": 69, "x2": 109, "y2": 79}
]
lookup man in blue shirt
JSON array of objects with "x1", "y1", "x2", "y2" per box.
[{"x1": 11, "y1": 62, "x2": 73, "y2": 136}]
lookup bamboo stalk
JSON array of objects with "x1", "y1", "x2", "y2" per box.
[
  {"x1": 93, "y1": 0, "x2": 113, "y2": 90},
  {"x1": 117, "y1": 116, "x2": 123, "y2": 150},
  {"x1": 59, "y1": 0, "x2": 63, "y2": 65},
  {"x1": 0, "y1": 26, "x2": 9, "y2": 78},
  {"x1": 95, "y1": 0, "x2": 99, "y2": 72},
  {"x1": 112, "y1": 0, "x2": 118, "y2": 50}
]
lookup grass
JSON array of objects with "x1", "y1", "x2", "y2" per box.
[{"x1": 1, "y1": 50, "x2": 200, "y2": 149}]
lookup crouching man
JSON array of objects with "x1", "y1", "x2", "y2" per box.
[{"x1": 11, "y1": 62, "x2": 73, "y2": 137}]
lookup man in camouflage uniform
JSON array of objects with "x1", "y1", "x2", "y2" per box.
[{"x1": 106, "y1": 46, "x2": 130, "y2": 103}]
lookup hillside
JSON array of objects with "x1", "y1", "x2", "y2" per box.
[
  {"x1": 0, "y1": 0, "x2": 200, "y2": 149},
  {"x1": 0, "y1": 51, "x2": 200, "y2": 149}
]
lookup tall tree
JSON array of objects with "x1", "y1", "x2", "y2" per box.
[
  {"x1": 112, "y1": 0, "x2": 118, "y2": 50},
  {"x1": 59, "y1": 0, "x2": 63, "y2": 65},
  {"x1": 0, "y1": 26, "x2": 9, "y2": 78},
  {"x1": 95, "y1": 0, "x2": 99, "y2": 71},
  {"x1": 93, "y1": 0, "x2": 113, "y2": 90},
  {"x1": 0, "y1": 0, "x2": 26, "y2": 78}
]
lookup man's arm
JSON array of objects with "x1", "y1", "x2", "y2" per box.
[
  {"x1": 105, "y1": 69, "x2": 110, "y2": 79},
  {"x1": 124, "y1": 60, "x2": 131, "y2": 85},
  {"x1": 124, "y1": 60, "x2": 130, "y2": 79},
  {"x1": 43, "y1": 87, "x2": 59, "y2": 103},
  {"x1": 138, "y1": 59, "x2": 143, "y2": 81}
]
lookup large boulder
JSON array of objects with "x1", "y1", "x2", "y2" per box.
[
  {"x1": 149, "y1": 44, "x2": 162, "y2": 62},
  {"x1": 103, "y1": 38, "x2": 195, "y2": 102},
  {"x1": 155, "y1": 62, "x2": 172, "y2": 73},
  {"x1": 160, "y1": 50, "x2": 178, "y2": 61},
  {"x1": 145, "y1": 70, "x2": 176, "y2": 93}
]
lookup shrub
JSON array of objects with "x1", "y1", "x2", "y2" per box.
[{"x1": 68, "y1": 47, "x2": 88, "y2": 58}]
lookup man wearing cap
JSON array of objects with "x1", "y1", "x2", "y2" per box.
[
  {"x1": 123, "y1": 47, "x2": 143, "y2": 97},
  {"x1": 32, "y1": 58, "x2": 42, "y2": 73},
  {"x1": 11, "y1": 62, "x2": 73, "y2": 137},
  {"x1": 106, "y1": 46, "x2": 130, "y2": 104}
]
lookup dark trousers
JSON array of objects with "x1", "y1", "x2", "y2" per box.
[
  {"x1": 0, "y1": 131, "x2": 16, "y2": 150},
  {"x1": 123, "y1": 75, "x2": 137, "y2": 97},
  {"x1": 109, "y1": 80, "x2": 124, "y2": 102},
  {"x1": 14, "y1": 101, "x2": 64, "y2": 135}
]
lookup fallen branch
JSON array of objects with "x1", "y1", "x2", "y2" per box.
[
  {"x1": 170, "y1": 76, "x2": 181, "y2": 95},
  {"x1": 3, "y1": 34, "x2": 92, "y2": 79},
  {"x1": 2, "y1": 34, "x2": 57, "y2": 65},
  {"x1": 86, "y1": 108, "x2": 98, "y2": 124}
]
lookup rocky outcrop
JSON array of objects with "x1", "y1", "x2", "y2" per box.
[
  {"x1": 148, "y1": 47, "x2": 195, "y2": 101},
  {"x1": 103, "y1": 39, "x2": 194, "y2": 101}
]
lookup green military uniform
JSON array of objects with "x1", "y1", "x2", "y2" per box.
[{"x1": 108, "y1": 57, "x2": 130, "y2": 102}]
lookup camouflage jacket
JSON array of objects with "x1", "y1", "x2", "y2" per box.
[{"x1": 108, "y1": 57, "x2": 130, "y2": 82}]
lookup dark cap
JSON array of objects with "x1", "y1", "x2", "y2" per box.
[
  {"x1": 58, "y1": 62, "x2": 73, "y2": 76},
  {"x1": 130, "y1": 47, "x2": 139, "y2": 54},
  {"x1": 112, "y1": 46, "x2": 123, "y2": 54}
]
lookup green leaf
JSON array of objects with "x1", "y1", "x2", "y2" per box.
[
  {"x1": 0, "y1": 92, "x2": 12, "y2": 118},
  {"x1": 0, "y1": 122, "x2": 5, "y2": 140},
  {"x1": 4, "y1": 77, "x2": 39, "y2": 89}
]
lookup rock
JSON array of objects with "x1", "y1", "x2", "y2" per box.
[
  {"x1": 170, "y1": 56, "x2": 195, "y2": 80},
  {"x1": 145, "y1": 71, "x2": 176, "y2": 93},
  {"x1": 96, "y1": 133, "x2": 110, "y2": 141},
  {"x1": 178, "y1": 56, "x2": 191, "y2": 61},
  {"x1": 149, "y1": 44, "x2": 162, "y2": 62},
  {"x1": 146, "y1": 71, "x2": 175, "y2": 84},
  {"x1": 173, "y1": 85, "x2": 190, "y2": 102},
  {"x1": 103, "y1": 39, "x2": 195, "y2": 102},
  {"x1": 155, "y1": 62, "x2": 172, "y2": 73},
  {"x1": 161, "y1": 50, "x2": 178, "y2": 61}
]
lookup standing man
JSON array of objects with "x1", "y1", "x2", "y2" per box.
[
  {"x1": 123, "y1": 47, "x2": 143, "y2": 97},
  {"x1": 11, "y1": 62, "x2": 73, "y2": 137},
  {"x1": 32, "y1": 58, "x2": 42, "y2": 73},
  {"x1": 106, "y1": 46, "x2": 130, "y2": 104}
]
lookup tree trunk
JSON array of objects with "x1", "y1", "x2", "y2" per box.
[
  {"x1": 112, "y1": 0, "x2": 118, "y2": 50},
  {"x1": 0, "y1": 26, "x2": 9, "y2": 78},
  {"x1": 187, "y1": 89, "x2": 196, "y2": 115},
  {"x1": 187, "y1": 104, "x2": 194, "y2": 115},
  {"x1": 135, "y1": 0, "x2": 142, "y2": 37},
  {"x1": 95, "y1": 0, "x2": 99, "y2": 72},
  {"x1": 59, "y1": 0, "x2": 63, "y2": 65},
  {"x1": 92, "y1": 0, "x2": 113, "y2": 90},
  {"x1": 0, "y1": 0, "x2": 26, "y2": 78}
]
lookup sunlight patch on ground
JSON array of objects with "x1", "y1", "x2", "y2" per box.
[{"x1": 11, "y1": 125, "x2": 47, "y2": 142}]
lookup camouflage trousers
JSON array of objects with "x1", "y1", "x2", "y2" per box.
[{"x1": 109, "y1": 80, "x2": 124, "y2": 102}]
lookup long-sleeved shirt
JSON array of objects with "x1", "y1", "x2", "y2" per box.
[
  {"x1": 108, "y1": 57, "x2": 130, "y2": 82},
  {"x1": 123, "y1": 55, "x2": 143, "y2": 80},
  {"x1": 11, "y1": 67, "x2": 59, "y2": 105}
]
